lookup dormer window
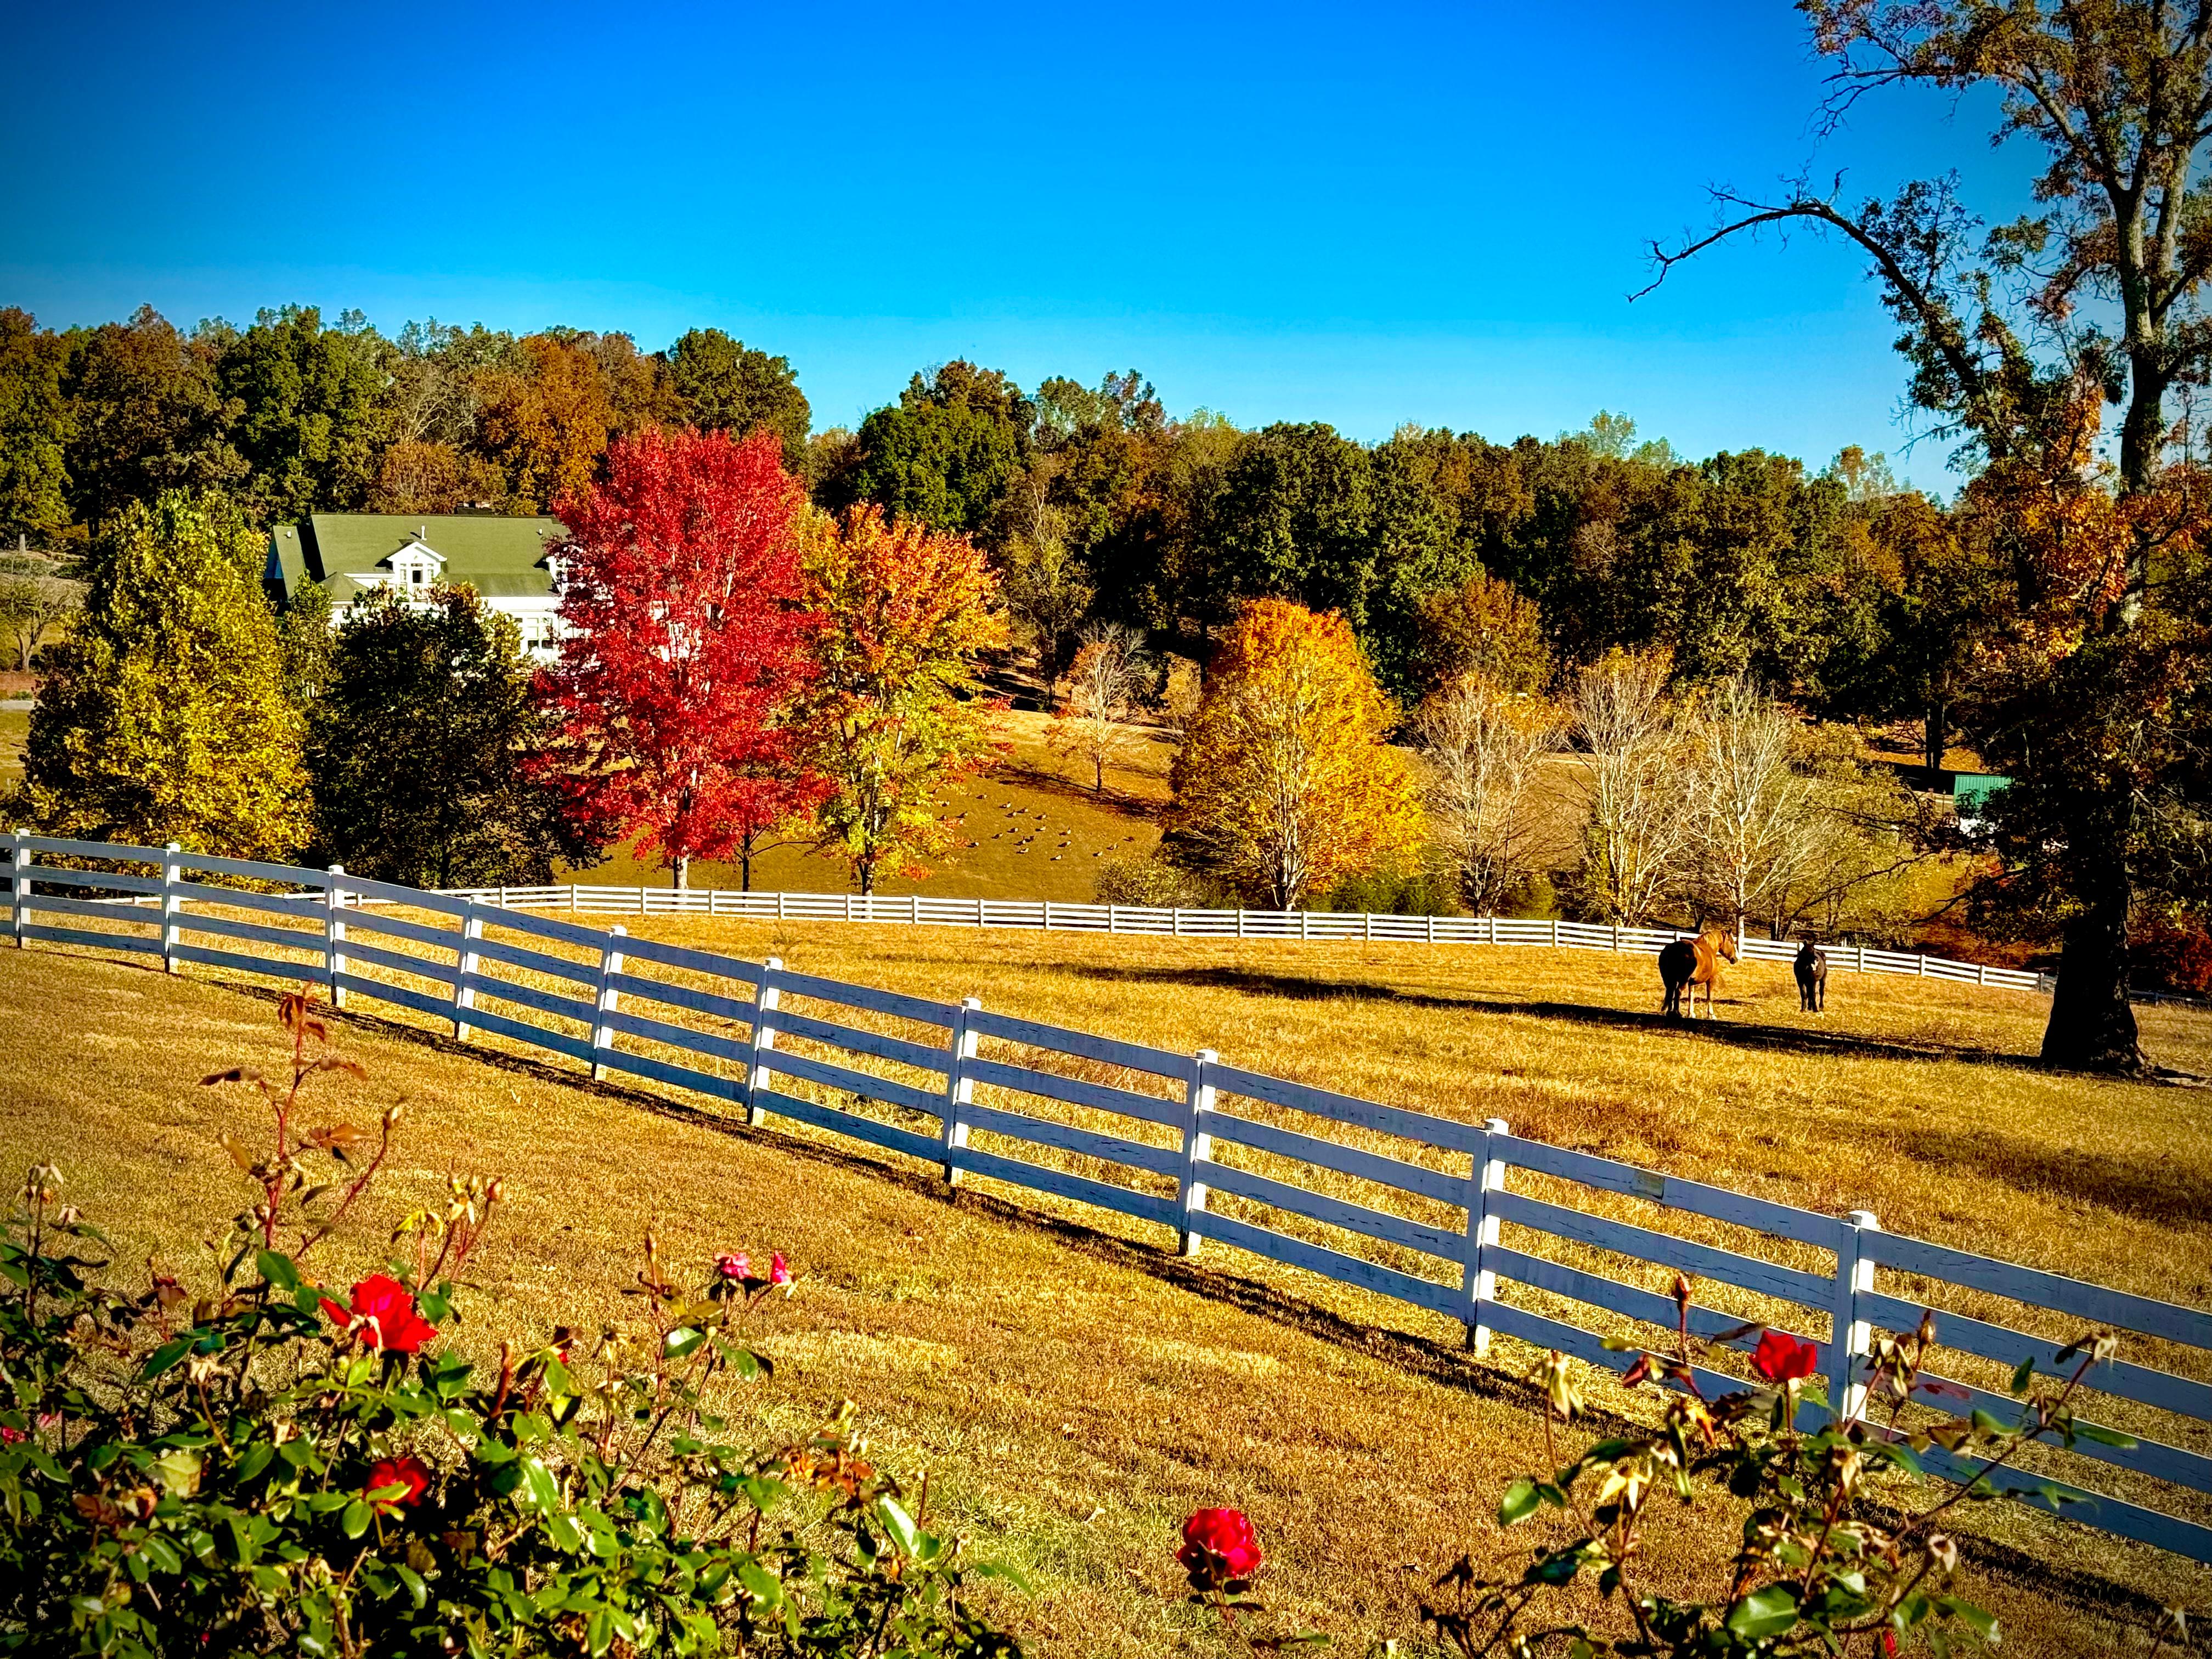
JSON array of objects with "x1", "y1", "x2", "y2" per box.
[{"x1": 408, "y1": 566, "x2": 427, "y2": 587}]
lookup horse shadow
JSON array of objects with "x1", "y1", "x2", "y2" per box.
[{"x1": 1061, "y1": 962, "x2": 2033, "y2": 1067}]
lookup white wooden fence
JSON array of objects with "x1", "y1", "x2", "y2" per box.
[
  {"x1": 430, "y1": 882, "x2": 2056, "y2": 996},
  {"x1": 5, "y1": 831, "x2": 2207, "y2": 1565}
]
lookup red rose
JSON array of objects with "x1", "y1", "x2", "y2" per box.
[
  {"x1": 324, "y1": 1275, "x2": 439, "y2": 1355},
  {"x1": 366, "y1": 1454, "x2": 430, "y2": 1514},
  {"x1": 1752, "y1": 1329, "x2": 1819, "y2": 1385},
  {"x1": 1179, "y1": 1508, "x2": 1264, "y2": 1580},
  {"x1": 769, "y1": 1251, "x2": 792, "y2": 1286},
  {"x1": 714, "y1": 1251, "x2": 751, "y2": 1280}
]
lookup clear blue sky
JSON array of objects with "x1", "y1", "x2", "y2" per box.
[{"x1": 1, "y1": 1, "x2": 2036, "y2": 489}]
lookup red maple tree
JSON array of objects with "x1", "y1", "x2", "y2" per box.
[{"x1": 541, "y1": 427, "x2": 819, "y2": 888}]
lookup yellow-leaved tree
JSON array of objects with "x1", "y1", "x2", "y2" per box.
[
  {"x1": 1167, "y1": 598, "x2": 1423, "y2": 908},
  {"x1": 13, "y1": 492, "x2": 309, "y2": 859}
]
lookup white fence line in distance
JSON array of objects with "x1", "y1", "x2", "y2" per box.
[
  {"x1": 423, "y1": 882, "x2": 2056, "y2": 997},
  {"x1": 4, "y1": 830, "x2": 2207, "y2": 1567}
]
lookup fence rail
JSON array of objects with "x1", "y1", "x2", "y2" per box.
[
  {"x1": 419, "y1": 882, "x2": 2058, "y2": 996},
  {"x1": 5, "y1": 831, "x2": 2207, "y2": 1566}
]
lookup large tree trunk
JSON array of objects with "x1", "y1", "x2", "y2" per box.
[
  {"x1": 2040, "y1": 874, "x2": 2142, "y2": 1072},
  {"x1": 674, "y1": 855, "x2": 688, "y2": 892},
  {"x1": 1923, "y1": 699, "x2": 1946, "y2": 775}
]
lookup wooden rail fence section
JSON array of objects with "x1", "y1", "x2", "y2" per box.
[
  {"x1": 5, "y1": 831, "x2": 2206, "y2": 1567},
  {"x1": 426, "y1": 882, "x2": 2055, "y2": 996}
]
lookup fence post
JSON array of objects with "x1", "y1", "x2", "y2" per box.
[
  {"x1": 569, "y1": 885, "x2": 579, "y2": 913},
  {"x1": 161, "y1": 843, "x2": 184, "y2": 975},
  {"x1": 1174, "y1": 908, "x2": 1184, "y2": 937},
  {"x1": 1830, "y1": 1210, "x2": 1879, "y2": 1423},
  {"x1": 1462, "y1": 1118, "x2": 1510, "y2": 1351},
  {"x1": 940, "y1": 996, "x2": 981, "y2": 1187},
  {"x1": 1237, "y1": 909, "x2": 1246, "y2": 939},
  {"x1": 590, "y1": 925, "x2": 627, "y2": 1081},
  {"x1": 321, "y1": 863, "x2": 348, "y2": 1003},
  {"x1": 1612, "y1": 923, "x2": 1622, "y2": 952},
  {"x1": 10, "y1": 833, "x2": 31, "y2": 947},
  {"x1": 746, "y1": 957, "x2": 782, "y2": 1127},
  {"x1": 1045, "y1": 901, "x2": 1056, "y2": 930},
  {"x1": 1177, "y1": 1048, "x2": 1218, "y2": 1257},
  {"x1": 452, "y1": 903, "x2": 484, "y2": 1042},
  {"x1": 1426, "y1": 913, "x2": 1436, "y2": 944}
]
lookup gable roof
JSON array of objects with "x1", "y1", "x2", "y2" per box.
[{"x1": 268, "y1": 514, "x2": 567, "y2": 605}]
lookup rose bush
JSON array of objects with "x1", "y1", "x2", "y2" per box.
[
  {"x1": 1421, "y1": 1274, "x2": 2146, "y2": 1658},
  {"x1": 0, "y1": 987, "x2": 1025, "y2": 1658}
]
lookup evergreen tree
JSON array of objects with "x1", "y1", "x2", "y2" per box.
[
  {"x1": 306, "y1": 584, "x2": 581, "y2": 888},
  {"x1": 13, "y1": 493, "x2": 308, "y2": 857}
]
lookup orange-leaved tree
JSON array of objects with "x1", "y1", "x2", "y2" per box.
[
  {"x1": 795, "y1": 505, "x2": 1007, "y2": 894},
  {"x1": 1167, "y1": 598, "x2": 1423, "y2": 909},
  {"x1": 541, "y1": 426, "x2": 819, "y2": 890}
]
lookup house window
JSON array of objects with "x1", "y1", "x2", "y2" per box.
[{"x1": 409, "y1": 566, "x2": 426, "y2": 587}]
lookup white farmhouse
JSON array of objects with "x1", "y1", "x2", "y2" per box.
[{"x1": 265, "y1": 512, "x2": 569, "y2": 660}]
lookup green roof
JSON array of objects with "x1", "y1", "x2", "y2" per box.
[{"x1": 267, "y1": 514, "x2": 567, "y2": 605}]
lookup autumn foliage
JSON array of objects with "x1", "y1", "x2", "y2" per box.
[
  {"x1": 795, "y1": 505, "x2": 1007, "y2": 894},
  {"x1": 541, "y1": 427, "x2": 816, "y2": 885},
  {"x1": 1167, "y1": 599, "x2": 1423, "y2": 908}
]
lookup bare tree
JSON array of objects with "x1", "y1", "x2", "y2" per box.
[
  {"x1": 1567, "y1": 649, "x2": 1686, "y2": 924},
  {"x1": 1679, "y1": 676, "x2": 1826, "y2": 939},
  {"x1": 0, "y1": 550, "x2": 83, "y2": 673},
  {"x1": 1415, "y1": 674, "x2": 1563, "y2": 916},
  {"x1": 1049, "y1": 622, "x2": 1149, "y2": 793}
]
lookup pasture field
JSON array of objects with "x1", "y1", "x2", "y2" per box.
[
  {"x1": 568, "y1": 709, "x2": 1174, "y2": 900},
  {"x1": 2, "y1": 922, "x2": 2209, "y2": 1655}
]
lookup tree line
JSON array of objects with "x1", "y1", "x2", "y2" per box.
[{"x1": 3, "y1": 301, "x2": 1985, "y2": 760}]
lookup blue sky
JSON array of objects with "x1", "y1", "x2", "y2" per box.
[{"x1": 2, "y1": 1, "x2": 2038, "y2": 488}]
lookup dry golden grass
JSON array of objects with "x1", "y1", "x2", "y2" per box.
[
  {"x1": 570, "y1": 709, "x2": 1172, "y2": 900},
  {"x1": 3, "y1": 918, "x2": 2209, "y2": 1655}
]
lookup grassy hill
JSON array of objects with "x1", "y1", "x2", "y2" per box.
[
  {"x1": 567, "y1": 709, "x2": 1175, "y2": 901},
  {"x1": 3, "y1": 917, "x2": 2207, "y2": 1655}
]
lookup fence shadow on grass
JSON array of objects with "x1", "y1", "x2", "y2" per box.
[
  {"x1": 139, "y1": 969, "x2": 2187, "y2": 1638},
  {"x1": 1063, "y1": 962, "x2": 2035, "y2": 1068}
]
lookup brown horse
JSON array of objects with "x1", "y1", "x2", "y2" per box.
[{"x1": 1659, "y1": 927, "x2": 1738, "y2": 1019}]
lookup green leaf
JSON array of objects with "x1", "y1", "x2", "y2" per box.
[
  {"x1": 139, "y1": 1339, "x2": 191, "y2": 1383},
  {"x1": 877, "y1": 1497, "x2": 925, "y2": 1557},
  {"x1": 2070, "y1": 1422, "x2": 2138, "y2": 1449},
  {"x1": 737, "y1": 1560, "x2": 785, "y2": 1606},
  {"x1": 518, "y1": 1457, "x2": 560, "y2": 1515},
  {"x1": 2010, "y1": 1355, "x2": 2036, "y2": 1394},
  {"x1": 1498, "y1": 1479, "x2": 1543, "y2": 1527},
  {"x1": 393, "y1": 1563, "x2": 427, "y2": 1609},
  {"x1": 341, "y1": 1500, "x2": 373, "y2": 1539},
  {"x1": 663, "y1": 1327, "x2": 704, "y2": 1360},
  {"x1": 967, "y1": 1559, "x2": 1034, "y2": 1594},
  {"x1": 1939, "y1": 1596, "x2": 2000, "y2": 1640},
  {"x1": 1725, "y1": 1584, "x2": 1800, "y2": 1640},
  {"x1": 255, "y1": 1250, "x2": 299, "y2": 1291}
]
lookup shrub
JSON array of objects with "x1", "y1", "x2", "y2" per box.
[
  {"x1": 1317, "y1": 867, "x2": 1462, "y2": 917},
  {"x1": 1422, "y1": 1277, "x2": 2143, "y2": 1657},
  {"x1": 0, "y1": 988, "x2": 1024, "y2": 1658},
  {"x1": 1093, "y1": 853, "x2": 1222, "y2": 909}
]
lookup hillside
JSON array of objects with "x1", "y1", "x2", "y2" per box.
[
  {"x1": 3, "y1": 919, "x2": 2208, "y2": 1655},
  {"x1": 567, "y1": 708, "x2": 1176, "y2": 900}
]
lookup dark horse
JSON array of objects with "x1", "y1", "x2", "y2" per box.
[
  {"x1": 1795, "y1": 940, "x2": 1828, "y2": 1013},
  {"x1": 1659, "y1": 927, "x2": 1737, "y2": 1019}
]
